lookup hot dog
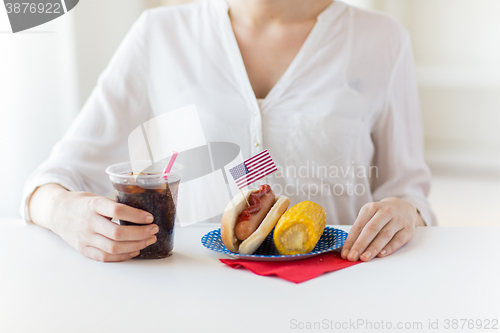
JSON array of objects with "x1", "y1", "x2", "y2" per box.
[
  {"x1": 234, "y1": 184, "x2": 276, "y2": 241},
  {"x1": 221, "y1": 184, "x2": 290, "y2": 254}
]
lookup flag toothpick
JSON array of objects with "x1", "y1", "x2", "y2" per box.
[
  {"x1": 241, "y1": 189, "x2": 251, "y2": 207},
  {"x1": 229, "y1": 150, "x2": 278, "y2": 206}
]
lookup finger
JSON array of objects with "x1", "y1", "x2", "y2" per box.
[
  {"x1": 376, "y1": 229, "x2": 413, "y2": 258},
  {"x1": 358, "y1": 220, "x2": 404, "y2": 261},
  {"x1": 82, "y1": 246, "x2": 142, "y2": 262},
  {"x1": 341, "y1": 203, "x2": 378, "y2": 259},
  {"x1": 347, "y1": 210, "x2": 392, "y2": 261},
  {"x1": 90, "y1": 233, "x2": 157, "y2": 255},
  {"x1": 91, "y1": 216, "x2": 159, "y2": 241},
  {"x1": 89, "y1": 196, "x2": 154, "y2": 224}
]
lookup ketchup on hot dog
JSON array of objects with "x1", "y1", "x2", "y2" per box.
[{"x1": 234, "y1": 184, "x2": 275, "y2": 241}]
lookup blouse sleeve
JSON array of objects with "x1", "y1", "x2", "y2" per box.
[
  {"x1": 19, "y1": 10, "x2": 152, "y2": 222},
  {"x1": 370, "y1": 34, "x2": 437, "y2": 226}
]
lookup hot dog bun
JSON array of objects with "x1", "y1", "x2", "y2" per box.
[{"x1": 221, "y1": 188, "x2": 290, "y2": 254}]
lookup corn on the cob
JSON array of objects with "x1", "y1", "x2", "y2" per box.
[{"x1": 273, "y1": 201, "x2": 326, "y2": 255}]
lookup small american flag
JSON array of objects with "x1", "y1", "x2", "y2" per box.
[{"x1": 229, "y1": 150, "x2": 277, "y2": 189}]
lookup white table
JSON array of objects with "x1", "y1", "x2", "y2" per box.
[{"x1": 1, "y1": 219, "x2": 499, "y2": 333}]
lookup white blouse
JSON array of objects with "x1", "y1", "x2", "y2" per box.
[{"x1": 21, "y1": 0, "x2": 437, "y2": 226}]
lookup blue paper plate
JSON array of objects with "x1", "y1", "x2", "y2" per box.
[{"x1": 201, "y1": 226, "x2": 348, "y2": 261}]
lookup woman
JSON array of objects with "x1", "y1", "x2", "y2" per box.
[{"x1": 23, "y1": 0, "x2": 436, "y2": 262}]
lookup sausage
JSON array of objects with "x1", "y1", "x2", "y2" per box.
[{"x1": 234, "y1": 185, "x2": 276, "y2": 241}]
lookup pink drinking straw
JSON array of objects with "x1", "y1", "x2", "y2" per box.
[{"x1": 163, "y1": 151, "x2": 178, "y2": 179}]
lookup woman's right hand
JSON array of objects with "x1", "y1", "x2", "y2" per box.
[{"x1": 29, "y1": 184, "x2": 158, "y2": 262}]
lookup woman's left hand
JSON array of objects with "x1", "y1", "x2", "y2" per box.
[{"x1": 341, "y1": 197, "x2": 425, "y2": 262}]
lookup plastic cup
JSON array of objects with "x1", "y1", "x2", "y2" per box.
[{"x1": 106, "y1": 161, "x2": 182, "y2": 259}]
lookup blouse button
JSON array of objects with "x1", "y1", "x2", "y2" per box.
[{"x1": 254, "y1": 142, "x2": 259, "y2": 147}]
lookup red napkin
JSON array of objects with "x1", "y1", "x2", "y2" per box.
[{"x1": 219, "y1": 251, "x2": 362, "y2": 284}]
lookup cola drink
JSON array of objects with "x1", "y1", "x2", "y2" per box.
[{"x1": 107, "y1": 162, "x2": 182, "y2": 259}]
